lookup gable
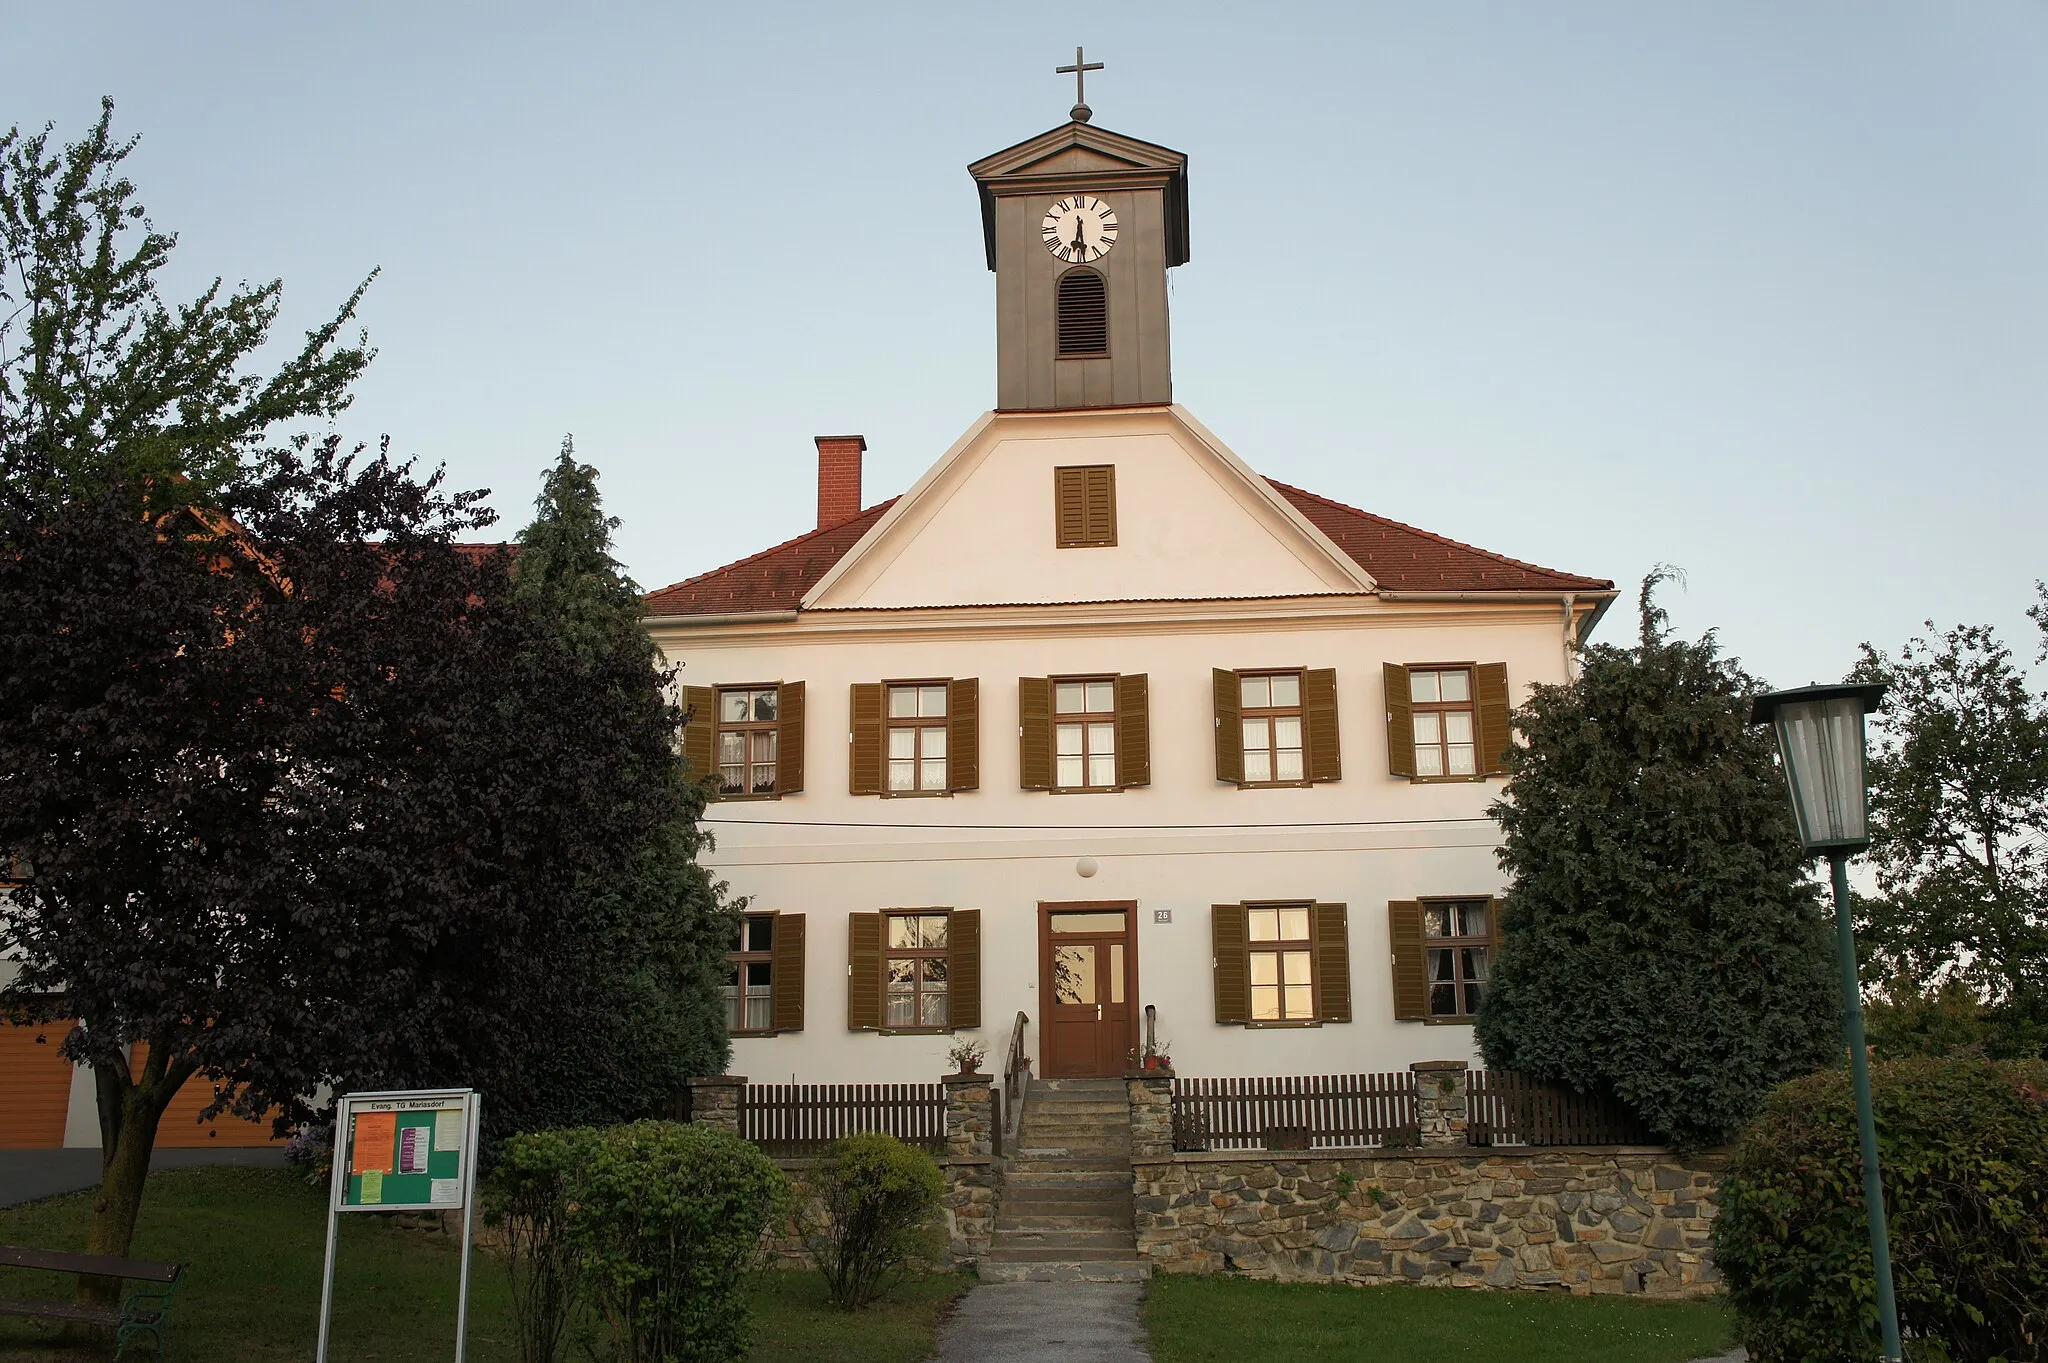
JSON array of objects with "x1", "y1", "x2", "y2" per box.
[{"x1": 802, "y1": 408, "x2": 1374, "y2": 611}]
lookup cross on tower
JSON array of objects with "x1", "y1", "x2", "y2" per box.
[{"x1": 1056, "y1": 47, "x2": 1104, "y2": 123}]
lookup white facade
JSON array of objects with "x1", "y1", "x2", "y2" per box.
[{"x1": 647, "y1": 406, "x2": 1610, "y2": 1085}]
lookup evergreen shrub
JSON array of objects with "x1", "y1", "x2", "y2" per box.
[
  {"x1": 793, "y1": 1131, "x2": 946, "y2": 1310},
  {"x1": 1714, "y1": 1057, "x2": 2048, "y2": 1362}
]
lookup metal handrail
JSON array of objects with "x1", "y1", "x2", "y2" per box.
[{"x1": 1002, "y1": 1010, "x2": 1030, "y2": 1157}]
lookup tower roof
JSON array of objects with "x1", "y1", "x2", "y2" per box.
[{"x1": 967, "y1": 121, "x2": 1190, "y2": 271}]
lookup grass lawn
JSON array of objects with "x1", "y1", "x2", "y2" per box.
[
  {"x1": 1145, "y1": 1273, "x2": 1735, "y2": 1363},
  {"x1": 0, "y1": 1166, "x2": 963, "y2": 1362}
]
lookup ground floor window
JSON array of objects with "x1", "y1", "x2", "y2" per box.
[
  {"x1": 885, "y1": 912, "x2": 949, "y2": 1028},
  {"x1": 726, "y1": 913, "x2": 776, "y2": 1033},
  {"x1": 1247, "y1": 904, "x2": 1314, "y2": 1021},
  {"x1": 1425, "y1": 899, "x2": 1491, "y2": 1019}
]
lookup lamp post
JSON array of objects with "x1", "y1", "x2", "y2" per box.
[{"x1": 1750, "y1": 681, "x2": 1900, "y2": 1363}]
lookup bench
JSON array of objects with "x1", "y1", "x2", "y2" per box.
[{"x1": 0, "y1": 1243, "x2": 185, "y2": 1358}]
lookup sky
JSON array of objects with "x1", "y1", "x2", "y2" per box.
[{"x1": 10, "y1": 2, "x2": 2046, "y2": 688}]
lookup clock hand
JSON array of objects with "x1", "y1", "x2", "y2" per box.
[{"x1": 1071, "y1": 215, "x2": 1086, "y2": 258}]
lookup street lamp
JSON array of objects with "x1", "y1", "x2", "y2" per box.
[{"x1": 1751, "y1": 681, "x2": 1900, "y2": 1363}]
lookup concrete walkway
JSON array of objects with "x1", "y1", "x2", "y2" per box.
[
  {"x1": 0, "y1": 1148, "x2": 288, "y2": 1209},
  {"x1": 935, "y1": 1282, "x2": 1150, "y2": 1362}
]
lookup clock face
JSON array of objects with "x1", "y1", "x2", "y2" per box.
[{"x1": 1042, "y1": 195, "x2": 1119, "y2": 264}]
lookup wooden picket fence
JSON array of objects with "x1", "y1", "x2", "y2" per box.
[
  {"x1": 1467, "y1": 1069, "x2": 1655, "y2": 1147},
  {"x1": 1171, "y1": 1073, "x2": 1417, "y2": 1151},
  {"x1": 738, "y1": 1082, "x2": 947, "y2": 1157}
]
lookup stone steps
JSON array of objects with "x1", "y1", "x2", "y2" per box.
[{"x1": 983, "y1": 1076, "x2": 1144, "y2": 1283}]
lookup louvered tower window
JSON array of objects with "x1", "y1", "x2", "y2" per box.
[{"x1": 1056, "y1": 268, "x2": 1108, "y2": 356}]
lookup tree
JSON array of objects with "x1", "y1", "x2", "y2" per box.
[
  {"x1": 1850, "y1": 601, "x2": 2048, "y2": 1057},
  {"x1": 0, "y1": 99, "x2": 371, "y2": 509},
  {"x1": 1475, "y1": 573, "x2": 1842, "y2": 1147},
  {"x1": 501, "y1": 438, "x2": 734, "y2": 1128}
]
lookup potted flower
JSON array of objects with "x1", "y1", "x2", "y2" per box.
[
  {"x1": 1130, "y1": 1037, "x2": 1172, "y2": 1072},
  {"x1": 946, "y1": 1037, "x2": 988, "y2": 1076}
]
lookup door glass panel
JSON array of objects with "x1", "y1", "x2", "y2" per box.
[
  {"x1": 1049, "y1": 912, "x2": 1125, "y2": 933},
  {"x1": 1109, "y1": 944, "x2": 1125, "y2": 1004},
  {"x1": 1053, "y1": 945, "x2": 1096, "y2": 1004}
]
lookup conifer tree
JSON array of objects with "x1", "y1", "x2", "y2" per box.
[
  {"x1": 1476, "y1": 573, "x2": 1841, "y2": 1147},
  {"x1": 506, "y1": 439, "x2": 735, "y2": 1126}
]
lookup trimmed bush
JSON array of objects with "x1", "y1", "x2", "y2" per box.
[
  {"x1": 1713, "y1": 1057, "x2": 2048, "y2": 1362},
  {"x1": 793, "y1": 1131, "x2": 946, "y2": 1310},
  {"x1": 574, "y1": 1121, "x2": 789, "y2": 1362}
]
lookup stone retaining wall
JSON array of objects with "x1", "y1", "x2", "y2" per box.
[{"x1": 1132, "y1": 1147, "x2": 1724, "y2": 1298}]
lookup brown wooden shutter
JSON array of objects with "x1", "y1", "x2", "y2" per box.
[
  {"x1": 1084, "y1": 466, "x2": 1116, "y2": 545},
  {"x1": 1475, "y1": 662, "x2": 1512, "y2": 776},
  {"x1": 1389, "y1": 900, "x2": 1426, "y2": 1020},
  {"x1": 682, "y1": 685, "x2": 717, "y2": 786},
  {"x1": 1211, "y1": 903, "x2": 1250, "y2": 1024},
  {"x1": 1304, "y1": 667, "x2": 1341, "y2": 783},
  {"x1": 771, "y1": 913, "x2": 805, "y2": 1032},
  {"x1": 1383, "y1": 663, "x2": 1416, "y2": 779},
  {"x1": 1115, "y1": 673, "x2": 1149, "y2": 787},
  {"x1": 1312, "y1": 903, "x2": 1351, "y2": 1023},
  {"x1": 1055, "y1": 468, "x2": 1087, "y2": 547},
  {"x1": 948, "y1": 678, "x2": 980, "y2": 792},
  {"x1": 1018, "y1": 677, "x2": 1052, "y2": 790},
  {"x1": 947, "y1": 909, "x2": 981, "y2": 1029},
  {"x1": 1212, "y1": 668, "x2": 1243, "y2": 784},
  {"x1": 846, "y1": 912, "x2": 882, "y2": 1030},
  {"x1": 848, "y1": 683, "x2": 883, "y2": 795},
  {"x1": 776, "y1": 681, "x2": 805, "y2": 794},
  {"x1": 1054, "y1": 466, "x2": 1116, "y2": 547}
]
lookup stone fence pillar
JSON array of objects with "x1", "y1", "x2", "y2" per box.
[
  {"x1": 1411, "y1": 1060, "x2": 1469, "y2": 1147},
  {"x1": 686, "y1": 1075, "x2": 745, "y2": 1135},
  {"x1": 943, "y1": 1072, "x2": 994, "y2": 1158},
  {"x1": 1127, "y1": 1070, "x2": 1175, "y2": 1161}
]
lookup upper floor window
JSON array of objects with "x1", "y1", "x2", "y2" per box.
[
  {"x1": 1055, "y1": 678, "x2": 1118, "y2": 789},
  {"x1": 719, "y1": 687, "x2": 780, "y2": 794},
  {"x1": 1409, "y1": 668, "x2": 1475, "y2": 778},
  {"x1": 1239, "y1": 673, "x2": 1305, "y2": 784},
  {"x1": 887, "y1": 684, "x2": 951, "y2": 793},
  {"x1": 1056, "y1": 268, "x2": 1108, "y2": 356},
  {"x1": 681, "y1": 682, "x2": 804, "y2": 798},
  {"x1": 1054, "y1": 465, "x2": 1116, "y2": 548},
  {"x1": 1382, "y1": 663, "x2": 1508, "y2": 781},
  {"x1": 850, "y1": 680, "x2": 978, "y2": 796}
]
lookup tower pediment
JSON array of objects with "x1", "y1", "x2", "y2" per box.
[{"x1": 969, "y1": 122, "x2": 1190, "y2": 271}]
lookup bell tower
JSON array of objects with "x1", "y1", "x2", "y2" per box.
[{"x1": 968, "y1": 72, "x2": 1189, "y2": 412}]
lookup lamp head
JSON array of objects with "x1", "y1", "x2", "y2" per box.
[{"x1": 1750, "y1": 682, "x2": 1888, "y2": 855}]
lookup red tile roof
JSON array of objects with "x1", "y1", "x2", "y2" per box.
[
  {"x1": 1263, "y1": 481, "x2": 1612, "y2": 594},
  {"x1": 641, "y1": 480, "x2": 1608, "y2": 618},
  {"x1": 643, "y1": 501, "x2": 898, "y2": 617}
]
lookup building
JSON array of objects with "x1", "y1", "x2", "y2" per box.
[{"x1": 643, "y1": 109, "x2": 1615, "y2": 1086}]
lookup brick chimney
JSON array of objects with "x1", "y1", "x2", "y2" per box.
[{"x1": 815, "y1": 435, "x2": 865, "y2": 529}]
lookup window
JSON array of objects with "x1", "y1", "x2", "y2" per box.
[
  {"x1": 1056, "y1": 268, "x2": 1108, "y2": 356},
  {"x1": 884, "y1": 913, "x2": 950, "y2": 1029},
  {"x1": 1054, "y1": 465, "x2": 1116, "y2": 548},
  {"x1": 1247, "y1": 904, "x2": 1314, "y2": 1022},
  {"x1": 717, "y1": 686, "x2": 780, "y2": 794},
  {"x1": 1240, "y1": 673, "x2": 1305, "y2": 783},
  {"x1": 886, "y1": 684, "x2": 949, "y2": 793},
  {"x1": 1055, "y1": 679, "x2": 1119, "y2": 789},
  {"x1": 1424, "y1": 899, "x2": 1491, "y2": 1019},
  {"x1": 1211, "y1": 902, "x2": 1352, "y2": 1026},
  {"x1": 1409, "y1": 667, "x2": 1476, "y2": 778},
  {"x1": 725, "y1": 915, "x2": 776, "y2": 1033}
]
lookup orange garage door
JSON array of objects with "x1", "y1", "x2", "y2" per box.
[
  {"x1": 0, "y1": 1021, "x2": 80, "y2": 1148},
  {"x1": 129, "y1": 1044, "x2": 287, "y2": 1148}
]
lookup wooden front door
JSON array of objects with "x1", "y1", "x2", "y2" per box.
[{"x1": 1040, "y1": 903, "x2": 1136, "y2": 1078}]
